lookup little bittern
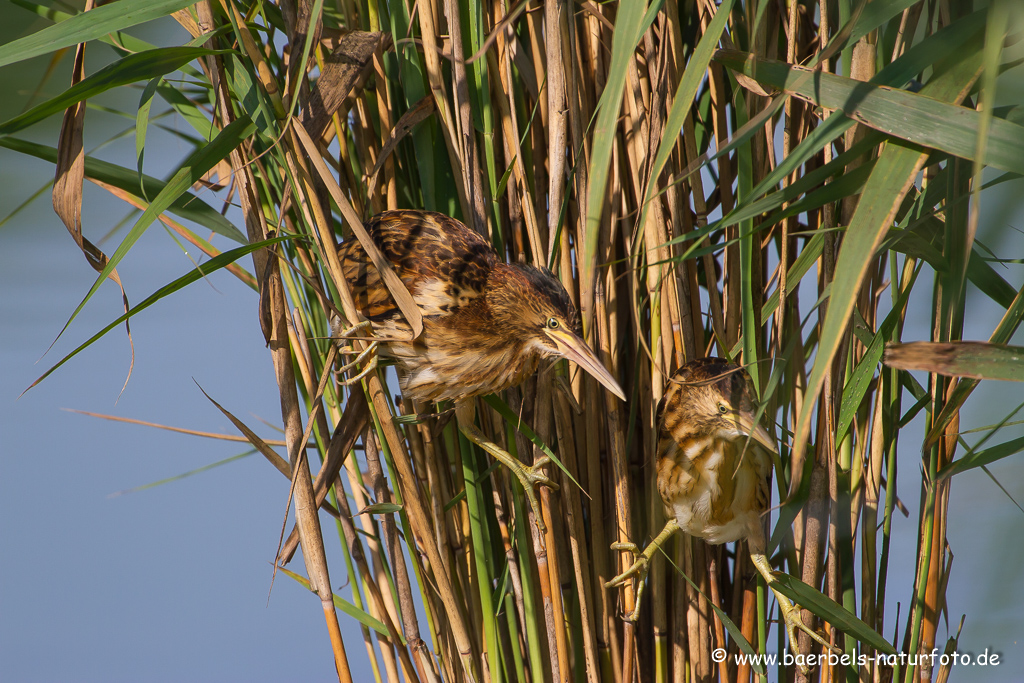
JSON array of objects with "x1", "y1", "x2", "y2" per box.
[
  {"x1": 607, "y1": 358, "x2": 835, "y2": 660},
  {"x1": 333, "y1": 210, "x2": 625, "y2": 526}
]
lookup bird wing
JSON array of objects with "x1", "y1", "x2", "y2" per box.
[{"x1": 338, "y1": 210, "x2": 497, "y2": 322}]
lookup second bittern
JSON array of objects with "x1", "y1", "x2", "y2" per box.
[
  {"x1": 607, "y1": 358, "x2": 835, "y2": 660},
  {"x1": 333, "y1": 210, "x2": 625, "y2": 526}
]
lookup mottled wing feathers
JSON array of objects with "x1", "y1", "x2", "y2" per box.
[
  {"x1": 337, "y1": 233, "x2": 392, "y2": 321},
  {"x1": 338, "y1": 210, "x2": 497, "y2": 322}
]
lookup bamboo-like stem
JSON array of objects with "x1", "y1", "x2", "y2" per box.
[
  {"x1": 336, "y1": 447, "x2": 421, "y2": 683},
  {"x1": 367, "y1": 376, "x2": 483, "y2": 683},
  {"x1": 345, "y1": 449, "x2": 404, "y2": 683},
  {"x1": 708, "y1": 555, "x2": 729, "y2": 683},
  {"x1": 490, "y1": 17, "x2": 542, "y2": 257},
  {"x1": 442, "y1": 0, "x2": 487, "y2": 233},
  {"x1": 458, "y1": 424, "x2": 503, "y2": 683},
  {"x1": 552, "y1": 388, "x2": 601, "y2": 681},
  {"x1": 271, "y1": 250, "x2": 352, "y2": 683},
  {"x1": 544, "y1": 0, "x2": 568, "y2": 261},
  {"x1": 416, "y1": 0, "x2": 471, "y2": 220}
]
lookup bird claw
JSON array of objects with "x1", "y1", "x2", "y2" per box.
[
  {"x1": 779, "y1": 599, "x2": 842, "y2": 658},
  {"x1": 523, "y1": 456, "x2": 559, "y2": 491},
  {"x1": 605, "y1": 521, "x2": 679, "y2": 622},
  {"x1": 331, "y1": 316, "x2": 372, "y2": 341},
  {"x1": 752, "y1": 551, "x2": 840, "y2": 669},
  {"x1": 765, "y1": 585, "x2": 841, "y2": 674},
  {"x1": 455, "y1": 407, "x2": 560, "y2": 535},
  {"x1": 607, "y1": 547, "x2": 650, "y2": 587},
  {"x1": 605, "y1": 542, "x2": 651, "y2": 622},
  {"x1": 334, "y1": 343, "x2": 379, "y2": 385},
  {"x1": 509, "y1": 457, "x2": 559, "y2": 534},
  {"x1": 331, "y1": 318, "x2": 379, "y2": 385}
]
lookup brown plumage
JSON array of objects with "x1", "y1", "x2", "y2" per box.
[
  {"x1": 655, "y1": 358, "x2": 772, "y2": 546},
  {"x1": 334, "y1": 210, "x2": 624, "y2": 529},
  {"x1": 608, "y1": 358, "x2": 836, "y2": 665}
]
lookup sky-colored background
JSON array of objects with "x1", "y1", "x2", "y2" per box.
[
  {"x1": 1, "y1": 9, "x2": 360, "y2": 681},
  {"x1": 2, "y1": 5, "x2": 1023, "y2": 682}
]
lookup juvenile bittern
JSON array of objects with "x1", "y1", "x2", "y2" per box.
[
  {"x1": 607, "y1": 358, "x2": 834, "y2": 660},
  {"x1": 333, "y1": 210, "x2": 625, "y2": 526}
]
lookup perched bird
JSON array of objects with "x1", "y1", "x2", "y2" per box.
[
  {"x1": 607, "y1": 358, "x2": 834, "y2": 660},
  {"x1": 333, "y1": 210, "x2": 625, "y2": 526}
]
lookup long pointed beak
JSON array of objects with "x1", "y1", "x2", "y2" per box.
[
  {"x1": 736, "y1": 412, "x2": 778, "y2": 454},
  {"x1": 546, "y1": 328, "x2": 626, "y2": 401}
]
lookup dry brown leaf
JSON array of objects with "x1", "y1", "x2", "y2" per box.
[
  {"x1": 195, "y1": 158, "x2": 234, "y2": 190},
  {"x1": 884, "y1": 341, "x2": 1024, "y2": 382},
  {"x1": 171, "y1": 7, "x2": 201, "y2": 37},
  {"x1": 51, "y1": 0, "x2": 134, "y2": 394},
  {"x1": 195, "y1": 382, "x2": 292, "y2": 476},
  {"x1": 64, "y1": 408, "x2": 294, "y2": 447},
  {"x1": 302, "y1": 31, "x2": 383, "y2": 139}
]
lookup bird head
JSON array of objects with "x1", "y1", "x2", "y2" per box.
[
  {"x1": 489, "y1": 263, "x2": 625, "y2": 400},
  {"x1": 666, "y1": 358, "x2": 776, "y2": 453}
]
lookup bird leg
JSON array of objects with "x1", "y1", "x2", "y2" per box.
[
  {"x1": 606, "y1": 519, "x2": 681, "y2": 621},
  {"x1": 750, "y1": 551, "x2": 842, "y2": 664},
  {"x1": 331, "y1": 318, "x2": 379, "y2": 385},
  {"x1": 454, "y1": 401, "x2": 558, "y2": 532}
]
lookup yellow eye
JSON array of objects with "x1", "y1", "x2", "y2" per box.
[
  {"x1": 718, "y1": 404, "x2": 728, "y2": 414},
  {"x1": 546, "y1": 317, "x2": 560, "y2": 329}
]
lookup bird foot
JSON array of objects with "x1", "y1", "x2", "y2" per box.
[
  {"x1": 753, "y1": 552, "x2": 841, "y2": 670},
  {"x1": 767, "y1": 587, "x2": 842, "y2": 675},
  {"x1": 334, "y1": 344, "x2": 378, "y2": 385},
  {"x1": 455, "y1": 408, "x2": 560, "y2": 534},
  {"x1": 331, "y1": 318, "x2": 379, "y2": 385},
  {"x1": 778, "y1": 598, "x2": 841, "y2": 658},
  {"x1": 605, "y1": 520, "x2": 679, "y2": 622},
  {"x1": 521, "y1": 456, "x2": 559, "y2": 491},
  {"x1": 605, "y1": 541, "x2": 651, "y2": 622},
  {"x1": 510, "y1": 456, "x2": 559, "y2": 534}
]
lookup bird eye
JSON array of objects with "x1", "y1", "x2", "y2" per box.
[
  {"x1": 718, "y1": 403, "x2": 728, "y2": 414},
  {"x1": 546, "y1": 317, "x2": 559, "y2": 329}
]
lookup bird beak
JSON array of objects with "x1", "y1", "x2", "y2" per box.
[
  {"x1": 736, "y1": 412, "x2": 778, "y2": 454},
  {"x1": 546, "y1": 328, "x2": 626, "y2": 401}
]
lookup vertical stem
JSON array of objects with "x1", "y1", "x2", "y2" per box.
[{"x1": 545, "y1": 0, "x2": 568, "y2": 260}]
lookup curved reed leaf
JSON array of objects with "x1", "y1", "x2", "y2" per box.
[
  {"x1": 791, "y1": 44, "x2": 986, "y2": 488},
  {"x1": 939, "y1": 434, "x2": 1024, "y2": 480},
  {"x1": 0, "y1": 0, "x2": 201, "y2": 68},
  {"x1": 580, "y1": 0, "x2": 647, "y2": 333},
  {"x1": 715, "y1": 50, "x2": 1024, "y2": 175},
  {"x1": 25, "y1": 236, "x2": 290, "y2": 393},
  {"x1": 770, "y1": 574, "x2": 897, "y2": 655},
  {"x1": 54, "y1": 115, "x2": 257, "y2": 347},
  {"x1": 0, "y1": 137, "x2": 246, "y2": 243},
  {"x1": 278, "y1": 566, "x2": 395, "y2": 639},
  {"x1": 0, "y1": 47, "x2": 225, "y2": 135}
]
